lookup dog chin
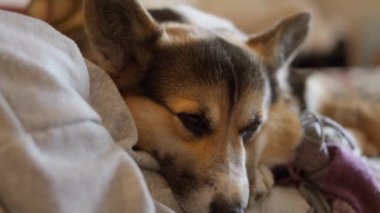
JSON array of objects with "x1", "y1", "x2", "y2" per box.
[{"x1": 177, "y1": 187, "x2": 215, "y2": 213}]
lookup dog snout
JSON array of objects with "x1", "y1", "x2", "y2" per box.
[{"x1": 210, "y1": 195, "x2": 244, "y2": 213}]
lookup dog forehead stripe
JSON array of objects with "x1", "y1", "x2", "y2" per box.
[
  {"x1": 185, "y1": 38, "x2": 264, "y2": 107},
  {"x1": 139, "y1": 37, "x2": 265, "y2": 114}
]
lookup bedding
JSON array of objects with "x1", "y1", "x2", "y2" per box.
[
  {"x1": 0, "y1": 10, "x2": 159, "y2": 213},
  {"x1": 1, "y1": 10, "x2": 379, "y2": 213},
  {"x1": 304, "y1": 67, "x2": 380, "y2": 111},
  {"x1": 275, "y1": 112, "x2": 380, "y2": 213}
]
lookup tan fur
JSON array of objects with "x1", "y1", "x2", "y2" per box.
[
  {"x1": 258, "y1": 98, "x2": 303, "y2": 166},
  {"x1": 161, "y1": 23, "x2": 210, "y2": 44},
  {"x1": 245, "y1": 96, "x2": 302, "y2": 179},
  {"x1": 320, "y1": 98, "x2": 380, "y2": 157},
  {"x1": 125, "y1": 94, "x2": 251, "y2": 211},
  {"x1": 84, "y1": 0, "x2": 309, "y2": 211}
]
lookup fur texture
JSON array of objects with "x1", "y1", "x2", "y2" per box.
[{"x1": 83, "y1": 1, "x2": 309, "y2": 212}]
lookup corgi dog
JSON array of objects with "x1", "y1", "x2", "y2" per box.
[{"x1": 84, "y1": 0, "x2": 309, "y2": 212}]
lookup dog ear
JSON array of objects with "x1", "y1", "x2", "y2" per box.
[
  {"x1": 84, "y1": 0, "x2": 161, "y2": 89},
  {"x1": 247, "y1": 12, "x2": 310, "y2": 71}
]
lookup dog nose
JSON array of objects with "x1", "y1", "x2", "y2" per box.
[{"x1": 210, "y1": 196, "x2": 244, "y2": 213}]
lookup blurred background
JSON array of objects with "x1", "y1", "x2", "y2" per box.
[{"x1": 1, "y1": 0, "x2": 379, "y2": 68}]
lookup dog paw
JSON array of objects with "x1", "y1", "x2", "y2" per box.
[{"x1": 250, "y1": 164, "x2": 274, "y2": 201}]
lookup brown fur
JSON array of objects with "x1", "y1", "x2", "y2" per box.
[
  {"x1": 258, "y1": 98, "x2": 303, "y2": 166},
  {"x1": 83, "y1": 0, "x2": 309, "y2": 211}
]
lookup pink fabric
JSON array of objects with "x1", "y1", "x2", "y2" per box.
[{"x1": 314, "y1": 146, "x2": 380, "y2": 213}]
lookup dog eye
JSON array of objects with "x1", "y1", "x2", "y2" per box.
[
  {"x1": 240, "y1": 119, "x2": 262, "y2": 142},
  {"x1": 177, "y1": 113, "x2": 209, "y2": 136}
]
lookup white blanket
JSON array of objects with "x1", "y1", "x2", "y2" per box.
[{"x1": 0, "y1": 10, "x2": 158, "y2": 213}]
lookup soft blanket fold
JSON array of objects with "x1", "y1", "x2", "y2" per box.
[
  {"x1": 276, "y1": 112, "x2": 380, "y2": 213},
  {"x1": 0, "y1": 10, "x2": 156, "y2": 213}
]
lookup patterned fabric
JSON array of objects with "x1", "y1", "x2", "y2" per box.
[{"x1": 276, "y1": 112, "x2": 380, "y2": 213}]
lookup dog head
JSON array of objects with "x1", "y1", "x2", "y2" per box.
[{"x1": 84, "y1": 1, "x2": 309, "y2": 212}]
